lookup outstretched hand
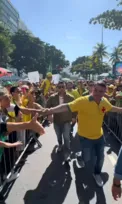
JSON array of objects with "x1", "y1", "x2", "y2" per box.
[
  {"x1": 30, "y1": 113, "x2": 45, "y2": 135},
  {"x1": 14, "y1": 141, "x2": 23, "y2": 147},
  {"x1": 41, "y1": 108, "x2": 53, "y2": 116}
]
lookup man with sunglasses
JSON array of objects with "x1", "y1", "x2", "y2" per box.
[
  {"x1": 43, "y1": 81, "x2": 122, "y2": 188},
  {"x1": 46, "y1": 81, "x2": 76, "y2": 162},
  {"x1": 82, "y1": 81, "x2": 94, "y2": 96}
]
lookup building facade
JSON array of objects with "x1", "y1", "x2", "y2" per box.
[
  {"x1": 0, "y1": 0, "x2": 19, "y2": 33},
  {"x1": 18, "y1": 19, "x2": 33, "y2": 36},
  {"x1": 0, "y1": 0, "x2": 33, "y2": 34}
]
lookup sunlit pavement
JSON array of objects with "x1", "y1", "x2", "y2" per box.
[{"x1": 6, "y1": 125, "x2": 122, "y2": 204}]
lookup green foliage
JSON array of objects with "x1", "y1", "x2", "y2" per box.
[
  {"x1": 93, "y1": 43, "x2": 108, "y2": 60},
  {"x1": 89, "y1": 0, "x2": 122, "y2": 30},
  {"x1": 72, "y1": 56, "x2": 89, "y2": 66},
  {"x1": 109, "y1": 47, "x2": 122, "y2": 64},
  {"x1": 11, "y1": 30, "x2": 45, "y2": 75},
  {"x1": 0, "y1": 24, "x2": 69, "y2": 76},
  {"x1": 44, "y1": 44, "x2": 69, "y2": 74},
  {"x1": 0, "y1": 24, "x2": 15, "y2": 67},
  {"x1": 7, "y1": 29, "x2": 69, "y2": 76},
  {"x1": 117, "y1": 0, "x2": 122, "y2": 6},
  {"x1": 71, "y1": 43, "x2": 111, "y2": 76}
]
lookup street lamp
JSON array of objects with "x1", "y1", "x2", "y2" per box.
[{"x1": 101, "y1": 25, "x2": 104, "y2": 44}]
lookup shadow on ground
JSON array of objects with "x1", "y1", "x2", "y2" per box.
[
  {"x1": 73, "y1": 160, "x2": 108, "y2": 204},
  {"x1": 24, "y1": 146, "x2": 72, "y2": 204},
  {"x1": 2, "y1": 140, "x2": 42, "y2": 203},
  {"x1": 4, "y1": 125, "x2": 118, "y2": 204},
  {"x1": 24, "y1": 140, "x2": 109, "y2": 204},
  {"x1": 103, "y1": 126, "x2": 121, "y2": 156}
]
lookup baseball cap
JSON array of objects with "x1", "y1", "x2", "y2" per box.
[
  {"x1": 108, "y1": 84, "x2": 115, "y2": 89},
  {"x1": 4, "y1": 81, "x2": 13, "y2": 87},
  {"x1": 46, "y1": 72, "x2": 52, "y2": 77}
]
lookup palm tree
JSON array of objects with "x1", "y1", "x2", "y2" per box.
[
  {"x1": 109, "y1": 47, "x2": 122, "y2": 65},
  {"x1": 118, "y1": 40, "x2": 122, "y2": 54},
  {"x1": 93, "y1": 43, "x2": 108, "y2": 62},
  {"x1": 93, "y1": 43, "x2": 108, "y2": 73}
]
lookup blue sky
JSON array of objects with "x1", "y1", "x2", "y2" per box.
[{"x1": 11, "y1": 0, "x2": 122, "y2": 63}]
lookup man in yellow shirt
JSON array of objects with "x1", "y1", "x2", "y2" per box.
[
  {"x1": 77, "y1": 80, "x2": 86, "y2": 96},
  {"x1": 43, "y1": 81, "x2": 122, "y2": 187},
  {"x1": 66, "y1": 81, "x2": 80, "y2": 99},
  {"x1": 40, "y1": 72, "x2": 52, "y2": 100}
]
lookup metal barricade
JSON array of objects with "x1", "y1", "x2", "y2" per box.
[
  {"x1": 104, "y1": 112, "x2": 122, "y2": 144},
  {"x1": 0, "y1": 129, "x2": 42, "y2": 200}
]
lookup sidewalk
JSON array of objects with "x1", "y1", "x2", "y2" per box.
[{"x1": 5, "y1": 125, "x2": 122, "y2": 204}]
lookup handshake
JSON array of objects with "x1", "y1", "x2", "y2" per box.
[{"x1": 40, "y1": 108, "x2": 53, "y2": 116}]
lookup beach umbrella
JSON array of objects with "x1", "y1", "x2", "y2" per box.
[{"x1": 0, "y1": 67, "x2": 12, "y2": 77}]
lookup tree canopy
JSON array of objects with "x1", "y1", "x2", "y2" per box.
[
  {"x1": 11, "y1": 30, "x2": 45, "y2": 76},
  {"x1": 109, "y1": 47, "x2": 122, "y2": 64},
  {"x1": 72, "y1": 56, "x2": 89, "y2": 66},
  {"x1": 0, "y1": 24, "x2": 69, "y2": 76},
  {"x1": 10, "y1": 30, "x2": 69, "y2": 76},
  {"x1": 71, "y1": 43, "x2": 112, "y2": 77},
  {"x1": 0, "y1": 23, "x2": 15, "y2": 67},
  {"x1": 89, "y1": 0, "x2": 122, "y2": 30},
  {"x1": 93, "y1": 43, "x2": 108, "y2": 60}
]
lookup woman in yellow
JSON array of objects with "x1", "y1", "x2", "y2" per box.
[
  {"x1": 27, "y1": 89, "x2": 43, "y2": 113},
  {"x1": 104, "y1": 84, "x2": 116, "y2": 105},
  {"x1": 26, "y1": 89, "x2": 43, "y2": 147},
  {"x1": 9, "y1": 86, "x2": 31, "y2": 152},
  {"x1": 10, "y1": 86, "x2": 31, "y2": 122},
  {"x1": 21, "y1": 85, "x2": 29, "y2": 107}
]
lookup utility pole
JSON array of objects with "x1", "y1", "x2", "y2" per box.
[
  {"x1": 101, "y1": 25, "x2": 104, "y2": 45},
  {"x1": 101, "y1": 25, "x2": 104, "y2": 73}
]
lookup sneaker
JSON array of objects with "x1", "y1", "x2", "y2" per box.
[{"x1": 93, "y1": 174, "x2": 103, "y2": 187}]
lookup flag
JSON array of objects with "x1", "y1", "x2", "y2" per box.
[{"x1": 48, "y1": 61, "x2": 52, "y2": 72}]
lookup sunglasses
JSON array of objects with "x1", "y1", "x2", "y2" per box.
[{"x1": 58, "y1": 86, "x2": 65, "y2": 89}]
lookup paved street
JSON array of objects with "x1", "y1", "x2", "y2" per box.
[{"x1": 5, "y1": 125, "x2": 122, "y2": 204}]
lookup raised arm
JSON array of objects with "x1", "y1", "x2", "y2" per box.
[
  {"x1": 110, "y1": 106, "x2": 122, "y2": 113},
  {"x1": 6, "y1": 114, "x2": 45, "y2": 135},
  {"x1": 46, "y1": 103, "x2": 69, "y2": 115},
  {"x1": 20, "y1": 106, "x2": 44, "y2": 115}
]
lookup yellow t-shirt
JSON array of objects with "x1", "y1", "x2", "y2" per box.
[
  {"x1": 21, "y1": 95, "x2": 28, "y2": 107},
  {"x1": 22, "y1": 107, "x2": 31, "y2": 122},
  {"x1": 67, "y1": 89, "x2": 80, "y2": 99},
  {"x1": 8, "y1": 111, "x2": 15, "y2": 122},
  {"x1": 41, "y1": 79, "x2": 51, "y2": 96},
  {"x1": 68, "y1": 95, "x2": 113, "y2": 139},
  {"x1": 11, "y1": 97, "x2": 31, "y2": 122}
]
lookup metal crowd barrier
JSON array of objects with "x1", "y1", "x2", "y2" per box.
[
  {"x1": 0, "y1": 130, "x2": 42, "y2": 200},
  {"x1": 104, "y1": 112, "x2": 122, "y2": 144}
]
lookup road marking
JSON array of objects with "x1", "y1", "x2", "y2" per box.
[{"x1": 107, "y1": 154, "x2": 117, "y2": 166}]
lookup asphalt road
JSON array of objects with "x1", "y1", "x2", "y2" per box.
[{"x1": 5, "y1": 125, "x2": 122, "y2": 204}]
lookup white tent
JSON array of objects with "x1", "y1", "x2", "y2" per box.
[{"x1": 99, "y1": 73, "x2": 109, "y2": 77}]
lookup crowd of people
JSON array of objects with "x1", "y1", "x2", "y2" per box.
[{"x1": 0, "y1": 72, "x2": 122, "y2": 201}]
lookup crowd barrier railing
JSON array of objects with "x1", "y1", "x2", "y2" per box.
[
  {"x1": 104, "y1": 112, "x2": 122, "y2": 144},
  {"x1": 0, "y1": 130, "x2": 42, "y2": 200}
]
